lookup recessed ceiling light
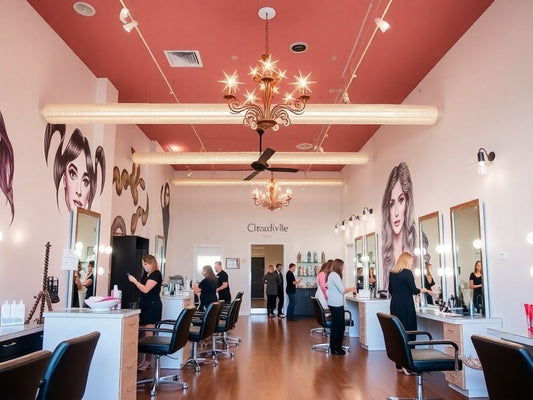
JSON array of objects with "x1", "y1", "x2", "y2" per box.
[
  {"x1": 296, "y1": 142, "x2": 314, "y2": 150},
  {"x1": 290, "y1": 42, "x2": 308, "y2": 53},
  {"x1": 73, "y1": 2, "x2": 95, "y2": 17}
]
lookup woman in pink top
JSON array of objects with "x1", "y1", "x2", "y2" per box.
[{"x1": 316, "y1": 259, "x2": 332, "y2": 308}]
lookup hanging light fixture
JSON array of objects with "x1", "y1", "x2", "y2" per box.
[
  {"x1": 220, "y1": 7, "x2": 313, "y2": 133},
  {"x1": 252, "y1": 172, "x2": 292, "y2": 211}
]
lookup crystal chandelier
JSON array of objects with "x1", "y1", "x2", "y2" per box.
[
  {"x1": 252, "y1": 173, "x2": 292, "y2": 211},
  {"x1": 220, "y1": 7, "x2": 313, "y2": 133}
]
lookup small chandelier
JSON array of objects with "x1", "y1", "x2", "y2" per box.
[
  {"x1": 220, "y1": 7, "x2": 313, "y2": 133},
  {"x1": 252, "y1": 172, "x2": 292, "y2": 211}
]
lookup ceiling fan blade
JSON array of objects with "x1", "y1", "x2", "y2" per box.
[
  {"x1": 267, "y1": 167, "x2": 299, "y2": 173},
  {"x1": 244, "y1": 170, "x2": 261, "y2": 181},
  {"x1": 257, "y1": 148, "x2": 275, "y2": 165}
]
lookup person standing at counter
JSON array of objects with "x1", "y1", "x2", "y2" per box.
[
  {"x1": 469, "y1": 260, "x2": 484, "y2": 313},
  {"x1": 423, "y1": 262, "x2": 436, "y2": 305},
  {"x1": 388, "y1": 252, "x2": 430, "y2": 373},
  {"x1": 128, "y1": 254, "x2": 163, "y2": 371},
  {"x1": 315, "y1": 260, "x2": 331, "y2": 309},
  {"x1": 214, "y1": 261, "x2": 231, "y2": 303},
  {"x1": 275, "y1": 263, "x2": 285, "y2": 318},
  {"x1": 286, "y1": 263, "x2": 302, "y2": 321},
  {"x1": 327, "y1": 259, "x2": 357, "y2": 355},
  {"x1": 193, "y1": 265, "x2": 218, "y2": 311},
  {"x1": 263, "y1": 265, "x2": 281, "y2": 318}
]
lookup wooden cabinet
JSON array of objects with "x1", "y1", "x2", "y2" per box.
[
  {"x1": 43, "y1": 309, "x2": 140, "y2": 400},
  {"x1": 110, "y1": 235, "x2": 149, "y2": 308},
  {"x1": 345, "y1": 297, "x2": 390, "y2": 350},
  {"x1": 416, "y1": 309, "x2": 502, "y2": 398}
]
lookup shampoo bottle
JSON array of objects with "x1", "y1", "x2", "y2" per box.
[
  {"x1": 1, "y1": 301, "x2": 11, "y2": 325},
  {"x1": 111, "y1": 285, "x2": 122, "y2": 309}
]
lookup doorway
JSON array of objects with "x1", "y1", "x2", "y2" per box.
[{"x1": 250, "y1": 244, "x2": 284, "y2": 314}]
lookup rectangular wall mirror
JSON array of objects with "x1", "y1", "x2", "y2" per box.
[
  {"x1": 418, "y1": 211, "x2": 445, "y2": 306},
  {"x1": 364, "y1": 232, "x2": 379, "y2": 294},
  {"x1": 68, "y1": 207, "x2": 101, "y2": 308},
  {"x1": 450, "y1": 199, "x2": 489, "y2": 316}
]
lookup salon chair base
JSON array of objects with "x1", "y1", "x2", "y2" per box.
[{"x1": 137, "y1": 356, "x2": 188, "y2": 396}]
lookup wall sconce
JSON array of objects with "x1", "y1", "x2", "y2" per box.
[
  {"x1": 334, "y1": 224, "x2": 339, "y2": 234},
  {"x1": 374, "y1": 17, "x2": 391, "y2": 33},
  {"x1": 477, "y1": 148, "x2": 495, "y2": 175},
  {"x1": 362, "y1": 207, "x2": 373, "y2": 215},
  {"x1": 340, "y1": 220, "x2": 346, "y2": 231},
  {"x1": 348, "y1": 214, "x2": 360, "y2": 227}
]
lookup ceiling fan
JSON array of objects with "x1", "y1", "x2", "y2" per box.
[{"x1": 244, "y1": 129, "x2": 299, "y2": 181}]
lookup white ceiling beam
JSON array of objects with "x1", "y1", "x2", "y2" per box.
[
  {"x1": 42, "y1": 103, "x2": 439, "y2": 125},
  {"x1": 132, "y1": 151, "x2": 369, "y2": 165}
]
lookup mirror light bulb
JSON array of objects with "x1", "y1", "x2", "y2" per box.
[
  {"x1": 75, "y1": 241, "x2": 83, "y2": 251},
  {"x1": 414, "y1": 267, "x2": 421, "y2": 276},
  {"x1": 437, "y1": 267, "x2": 444, "y2": 277},
  {"x1": 105, "y1": 245, "x2": 113, "y2": 254},
  {"x1": 97, "y1": 266, "x2": 105, "y2": 276},
  {"x1": 527, "y1": 232, "x2": 533, "y2": 245},
  {"x1": 530, "y1": 266, "x2": 533, "y2": 277},
  {"x1": 445, "y1": 267, "x2": 454, "y2": 277},
  {"x1": 472, "y1": 239, "x2": 482, "y2": 249},
  {"x1": 413, "y1": 247, "x2": 421, "y2": 256},
  {"x1": 0, "y1": 231, "x2": 3, "y2": 241},
  {"x1": 435, "y1": 244, "x2": 444, "y2": 254}
]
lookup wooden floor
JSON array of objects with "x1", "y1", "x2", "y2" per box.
[{"x1": 136, "y1": 315, "x2": 488, "y2": 400}]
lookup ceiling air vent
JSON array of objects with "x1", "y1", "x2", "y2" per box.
[{"x1": 164, "y1": 50, "x2": 203, "y2": 67}]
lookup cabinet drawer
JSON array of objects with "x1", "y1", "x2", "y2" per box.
[
  {"x1": 443, "y1": 323, "x2": 463, "y2": 353},
  {"x1": 0, "y1": 331, "x2": 43, "y2": 362},
  {"x1": 122, "y1": 338, "x2": 138, "y2": 366},
  {"x1": 123, "y1": 317, "x2": 139, "y2": 343},
  {"x1": 445, "y1": 369, "x2": 465, "y2": 389},
  {"x1": 120, "y1": 361, "x2": 137, "y2": 400}
]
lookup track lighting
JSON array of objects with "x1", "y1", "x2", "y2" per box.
[
  {"x1": 374, "y1": 18, "x2": 390, "y2": 33},
  {"x1": 119, "y1": 7, "x2": 138, "y2": 32},
  {"x1": 477, "y1": 148, "x2": 496, "y2": 175}
]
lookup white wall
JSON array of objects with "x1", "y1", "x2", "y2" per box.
[
  {"x1": 341, "y1": 0, "x2": 533, "y2": 332},
  {"x1": 0, "y1": 1, "x2": 173, "y2": 312}
]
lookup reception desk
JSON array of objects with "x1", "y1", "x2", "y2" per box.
[
  {"x1": 345, "y1": 296, "x2": 390, "y2": 350},
  {"x1": 416, "y1": 308, "x2": 502, "y2": 398},
  {"x1": 43, "y1": 308, "x2": 140, "y2": 400},
  {"x1": 160, "y1": 291, "x2": 193, "y2": 369}
]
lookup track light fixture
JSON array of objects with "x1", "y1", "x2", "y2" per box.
[
  {"x1": 374, "y1": 17, "x2": 391, "y2": 33},
  {"x1": 119, "y1": 7, "x2": 137, "y2": 32},
  {"x1": 477, "y1": 148, "x2": 496, "y2": 175}
]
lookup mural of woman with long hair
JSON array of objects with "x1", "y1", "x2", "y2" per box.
[
  {"x1": 0, "y1": 110, "x2": 15, "y2": 224},
  {"x1": 381, "y1": 162, "x2": 417, "y2": 292},
  {"x1": 160, "y1": 182, "x2": 170, "y2": 246},
  {"x1": 44, "y1": 124, "x2": 105, "y2": 212}
]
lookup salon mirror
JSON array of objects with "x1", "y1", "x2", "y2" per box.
[
  {"x1": 354, "y1": 236, "x2": 364, "y2": 292},
  {"x1": 418, "y1": 212, "x2": 445, "y2": 306},
  {"x1": 364, "y1": 232, "x2": 379, "y2": 295},
  {"x1": 450, "y1": 199, "x2": 488, "y2": 316},
  {"x1": 68, "y1": 208, "x2": 101, "y2": 307}
]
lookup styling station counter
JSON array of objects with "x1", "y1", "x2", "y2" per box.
[
  {"x1": 345, "y1": 296, "x2": 390, "y2": 350},
  {"x1": 160, "y1": 291, "x2": 193, "y2": 369},
  {"x1": 416, "y1": 308, "x2": 502, "y2": 398},
  {"x1": 0, "y1": 324, "x2": 43, "y2": 362},
  {"x1": 43, "y1": 308, "x2": 140, "y2": 400},
  {"x1": 487, "y1": 327, "x2": 533, "y2": 353}
]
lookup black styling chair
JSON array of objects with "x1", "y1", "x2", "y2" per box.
[
  {"x1": 137, "y1": 306, "x2": 196, "y2": 395},
  {"x1": 183, "y1": 301, "x2": 222, "y2": 372},
  {"x1": 224, "y1": 291, "x2": 244, "y2": 345},
  {"x1": 0, "y1": 350, "x2": 51, "y2": 400},
  {"x1": 36, "y1": 331, "x2": 100, "y2": 400},
  {"x1": 471, "y1": 334, "x2": 533, "y2": 400},
  {"x1": 201, "y1": 298, "x2": 241, "y2": 359},
  {"x1": 376, "y1": 312, "x2": 462, "y2": 400},
  {"x1": 310, "y1": 297, "x2": 352, "y2": 353}
]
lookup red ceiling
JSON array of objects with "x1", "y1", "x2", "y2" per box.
[{"x1": 28, "y1": 0, "x2": 493, "y2": 173}]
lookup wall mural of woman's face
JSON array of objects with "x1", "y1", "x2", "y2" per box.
[
  {"x1": 63, "y1": 154, "x2": 90, "y2": 212},
  {"x1": 389, "y1": 180, "x2": 406, "y2": 236}
]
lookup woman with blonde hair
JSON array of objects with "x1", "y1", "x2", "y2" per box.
[
  {"x1": 128, "y1": 254, "x2": 162, "y2": 370},
  {"x1": 388, "y1": 252, "x2": 430, "y2": 373}
]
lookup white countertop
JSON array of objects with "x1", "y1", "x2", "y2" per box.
[
  {"x1": 43, "y1": 308, "x2": 140, "y2": 319},
  {"x1": 161, "y1": 292, "x2": 192, "y2": 300},
  {"x1": 0, "y1": 323, "x2": 43, "y2": 341},
  {"x1": 417, "y1": 307, "x2": 502, "y2": 325},
  {"x1": 346, "y1": 296, "x2": 390, "y2": 304},
  {"x1": 487, "y1": 327, "x2": 533, "y2": 346}
]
